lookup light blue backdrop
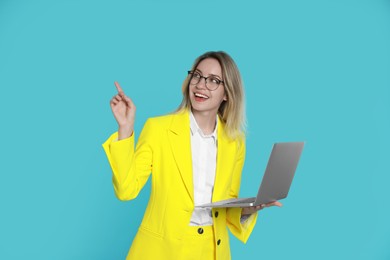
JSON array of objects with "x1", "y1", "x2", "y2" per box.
[{"x1": 0, "y1": 0, "x2": 389, "y2": 259}]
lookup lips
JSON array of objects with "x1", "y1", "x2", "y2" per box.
[{"x1": 194, "y1": 92, "x2": 209, "y2": 99}]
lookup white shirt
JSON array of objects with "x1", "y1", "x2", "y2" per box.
[{"x1": 189, "y1": 111, "x2": 217, "y2": 226}]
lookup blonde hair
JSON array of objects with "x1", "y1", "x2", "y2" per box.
[{"x1": 176, "y1": 51, "x2": 246, "y2": 139}]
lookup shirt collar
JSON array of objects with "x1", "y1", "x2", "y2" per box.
[{"x1": 190, "y1": 110, "x2": 218, "y2": 141}]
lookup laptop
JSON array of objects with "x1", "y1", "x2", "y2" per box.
[{"x1": 196, "y1": 142, "x2": 305, "y2": 208}]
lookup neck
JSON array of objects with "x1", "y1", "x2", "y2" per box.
[{"x1": 191, "y1": 109, "x2": 217, "y2": 135}]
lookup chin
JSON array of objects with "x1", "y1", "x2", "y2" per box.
[{"x1": 190, "y1": 102, "x2": 217, "y2": 115}]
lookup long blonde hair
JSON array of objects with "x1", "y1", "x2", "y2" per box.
[{"x1": 176, "y1": 51, "x2": 246, "y2": 139}]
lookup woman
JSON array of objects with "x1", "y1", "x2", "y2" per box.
[{"x1": 103, "y1": 51, "x2": 281, "y2": 259}]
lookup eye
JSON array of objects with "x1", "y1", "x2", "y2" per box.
[
  {"x1": 210, "y1": 77, "x2": 221, "y2": 85},
  {"x1": 193, "y1": 72, "x2": 201, "y2": 79}
]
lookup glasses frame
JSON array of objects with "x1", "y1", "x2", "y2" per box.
[{"x1": 187, "y1": 71, "x2": 224, "y2": 91}]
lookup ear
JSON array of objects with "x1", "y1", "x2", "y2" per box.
[{"x1": 223, "y1": 95, "x2": 228, "y2": 101}]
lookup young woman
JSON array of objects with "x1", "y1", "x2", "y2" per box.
[{"x1": 103, "y1": 51, "x2": 281, "y2": 260}]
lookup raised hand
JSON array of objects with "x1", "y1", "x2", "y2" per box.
[{"x1": 110, "y1": 81, "x2": 136, "y2": 140}]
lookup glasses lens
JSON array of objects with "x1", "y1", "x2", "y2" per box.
[
  {"x1": 189, "y1": 71, "x2": 222, "y2": 91},
  {"x1": 206, "y1": 77, "x2": 220, "y2": 90},
  {"x1": 190, "y1": 72, "x2": 201, "y2": 85}
]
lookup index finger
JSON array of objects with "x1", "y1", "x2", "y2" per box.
[{"x1": 114, "y1": 81, "x2": 124, "y2": 95}]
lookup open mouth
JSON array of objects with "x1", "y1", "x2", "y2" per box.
[{"x1": 194, "y1": 92, "x2": 209, "y2": 101}]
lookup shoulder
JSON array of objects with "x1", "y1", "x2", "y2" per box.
[
  {"x1": 230, "y1": 132, "x2": 246, "y2": 155},
  {"x1": 141, "y1": 110, "x2": 189, "y2": 133},
  {"x1": 218, "y1": 119, "x2": 246, "y2": 148},
  {"x1": 145, "y1": 111, "x2": 184, "y2": 126}
]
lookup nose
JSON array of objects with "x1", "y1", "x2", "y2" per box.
[{"x1": 195, "y1": 77, "x2": 207, "y2": 89}]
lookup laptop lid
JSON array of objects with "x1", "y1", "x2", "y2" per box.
[{"x1": 254, "y1": 142, "x2": 304, "y2": 205}]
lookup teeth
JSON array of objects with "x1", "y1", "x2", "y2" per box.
[{"x1": 195, "y1": 93, "x2": 209, "y2": 99}]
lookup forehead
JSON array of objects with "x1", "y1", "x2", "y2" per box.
[{"x1": 196, "y1": 58, "x2": 222, "y2": 77}]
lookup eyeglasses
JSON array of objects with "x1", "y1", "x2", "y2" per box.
[{"x1": 188, "y1": 71, "x2": 224, "y2": 91}]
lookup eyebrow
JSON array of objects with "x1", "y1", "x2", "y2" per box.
[{"x1": 194, "y1": 69, "x2": 222, "y2": 79}]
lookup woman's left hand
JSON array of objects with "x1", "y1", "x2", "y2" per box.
[{"x1": 241, "y1": 201, "x2": 282, "y2": 216}]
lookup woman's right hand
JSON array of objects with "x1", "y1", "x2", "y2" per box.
[{"x1": 110, "y1": 81, "x2": 136, "y2": 140}]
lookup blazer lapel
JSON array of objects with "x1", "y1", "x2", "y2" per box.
[
  {"x1": 213, "y1": 117, "x2": 235, "y2": 201},
  {"x1": 167, "y1": 110, "x2": 194, "y2": 203}
]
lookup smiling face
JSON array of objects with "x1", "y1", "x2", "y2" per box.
[
  {"x1": 189, "y1": 58, "x2": 227, "y2": 117},
  {"x1": 177, "y1": 51, "x2": 245, "y2": 139}
]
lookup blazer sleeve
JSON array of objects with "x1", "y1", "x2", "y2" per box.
[
  {"x1": 226, "y1": 137, "x2": 258, "y2": 243},
  {"x1": 102, "y1": 119, "x2": 154, "y2": 201}
]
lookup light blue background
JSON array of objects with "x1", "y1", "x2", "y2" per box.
[{"x1": 0, "y1": 0, "x2": 389, "y2": 259}]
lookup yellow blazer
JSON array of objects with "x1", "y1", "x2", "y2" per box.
[{"x1": 103, "y1": 110, "x2": 257, "y2": 260}]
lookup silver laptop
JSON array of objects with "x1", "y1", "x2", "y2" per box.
[{"x1": 197, "y1": 142, "x2": 305, "y2": 208}]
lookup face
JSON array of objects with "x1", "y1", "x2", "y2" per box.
[{"x1": 189, "y1": 58, "x2": 227, "y2": 116}]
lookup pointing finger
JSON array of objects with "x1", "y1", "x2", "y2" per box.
[{"x1": 114, "y1": 81, "x2": 124, "y2": 95}]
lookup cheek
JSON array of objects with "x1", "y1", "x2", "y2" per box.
[
  {"x1": 188, "y1": 85, "x2": 195, "y2": 95},
  {"x1": 217, "y1": 89, "x2": 227, "y2": 102}
]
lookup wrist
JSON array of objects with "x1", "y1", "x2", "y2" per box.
[{"x1": 118, "y1": 126, "x2": 133, "y2": 140}]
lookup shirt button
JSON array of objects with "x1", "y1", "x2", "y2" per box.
[
  {"x1": 198, "y1": 228, "x2": 204, "y2": 234},
  {"x1": 217, "y1": 239, "x2": 221, "y2": 245},
  {"x1": 215, "y1": 211, "x2": 219, "y2": 218}
]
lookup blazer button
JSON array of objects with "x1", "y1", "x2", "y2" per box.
[
  {"x1": 198, "y1": 228, "x2": 204, "y2": 234},
  {"x1": 215, "y1": 211, "x2": 219, "y2": 218},
  {"x1": 217, "y1": 239, "x2": 221, "y2": 245}
]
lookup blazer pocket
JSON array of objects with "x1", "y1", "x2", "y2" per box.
[{"x1": 139, "y1": 225, "x2": 164, "y2": 240}]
